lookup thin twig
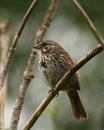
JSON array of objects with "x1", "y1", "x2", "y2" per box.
[
  {"x1": 35, "y1": 0, "x2": 58, "y2": 43},
  {"x1": 10, "y1": 0, "x2": 58, "y2": 130},
  {"x1": 0, "y1": 19, "x2": 11, "y2": 129},
  {"x1": 22, "y1": 44, "x2": 103, "y2": 130},
  {"x1": 0, "y1": 0, "x2": 39, "y2": 90},
  {"x1": 71, "y1": 0, "x2": 104, "y2": 48}
]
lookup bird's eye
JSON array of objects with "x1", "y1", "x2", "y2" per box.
[{"x1": 43, "y1": 46, "x2": 49, "y2": 52}]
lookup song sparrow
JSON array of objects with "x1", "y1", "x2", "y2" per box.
[{"x1": 33, "y1": 40, "x2": 88, "y2": 120}]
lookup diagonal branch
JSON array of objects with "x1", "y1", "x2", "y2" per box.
[
  {"x1": 71, "y1": 0, "x2": 104, "y2": 48},
  {"x1": 10, "y1": 0, "x2": 58, "y2": 130},
  {"x1": 35, "y1": 0, "x2": 58, "y2": 43},
  {"x1": 0, "y1": 0, "x2": 39, "y2": 90},
  {"x1": 22, "y1": 44, "x2": 103, "y2": 130}
]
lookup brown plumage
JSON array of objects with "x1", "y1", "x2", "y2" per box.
[{"x1": 33, "y1": 40, "x2": 88, "y2": 120}]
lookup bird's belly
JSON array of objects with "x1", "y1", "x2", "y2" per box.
[
  {"x1": 39, "y1": 65, "x2": 64, "y2": 88},
  {"x1": 38, "y1": 56, "x2": 79, "y2": 90}
]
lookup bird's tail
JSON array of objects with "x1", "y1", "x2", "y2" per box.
[{"x1": 67, "y1": 90, "x2": 88, "y2": 120}]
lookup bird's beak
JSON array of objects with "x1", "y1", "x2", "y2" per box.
[{"x1": 33, "y1": 43, "x2": 43, "y2": 49}]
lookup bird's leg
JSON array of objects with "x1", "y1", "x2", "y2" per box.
[{"x1": 48, "y1": 87, "x2": 59, "y2": 97}]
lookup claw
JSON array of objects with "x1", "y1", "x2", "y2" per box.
[{"x1": 48, "y1": 88, "x2": 59, "y2": 97}]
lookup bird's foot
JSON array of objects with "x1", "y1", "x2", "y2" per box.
[{"x1": 48, "y1": 88, "x2": 59, "y2": 97}]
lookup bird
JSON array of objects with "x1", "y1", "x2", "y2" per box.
[{"x1": 33, "y1": 40, "x2": 88, "y2": 120}]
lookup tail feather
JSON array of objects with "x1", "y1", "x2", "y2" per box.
[{"x1": 67, "y1": 90, "x2": 88, "y2": 120}]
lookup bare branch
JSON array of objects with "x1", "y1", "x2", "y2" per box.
[
  {"x1": 0, "y1": 19, "x2": 11, "y2": 129},
  {"x1": 71, "y1": 0, "x2": 104, "y2": 48},
  {"x1": 22, "y1": 44, "x2": 103, "y2": 130},
  {"x1": 35, "y1": 0, "x2": 58, "y2": 43},
  {"x1": 0, "y1": 0, "x2": 39, "y2": 89},
  {"x1": 10, "y1": 0, "x2": 58, "y2": 130}
]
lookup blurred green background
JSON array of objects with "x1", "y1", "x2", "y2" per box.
[{"x1": 0, "y1": 0, "x2": 104, "y2": 130}]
